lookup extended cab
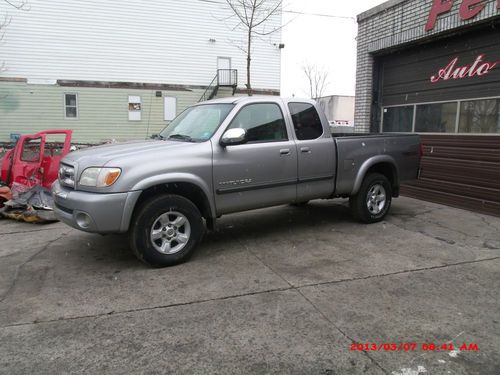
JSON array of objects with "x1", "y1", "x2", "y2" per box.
[{"x1": 53, "y1": 97, "x2": 421, "y2": 267}]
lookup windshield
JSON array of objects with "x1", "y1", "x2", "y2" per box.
[{"x1": 159, "y1": 103, "x2": 235, "y2": 142}]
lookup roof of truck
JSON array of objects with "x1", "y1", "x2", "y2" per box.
[{"x1": 202, "y1": 96, "x2": 316, "y2": 105}]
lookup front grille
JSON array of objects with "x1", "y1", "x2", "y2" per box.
[{"x1": 59, "y1": 163, "x2": 75, "y2": 188}]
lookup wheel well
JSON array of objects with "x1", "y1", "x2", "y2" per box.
[
  {"x1": 366, "y1": 163, "x2": 399, "y2": 197},
  {"x1": 134, "y1": 182, "x2": 213, "y2": 220}
]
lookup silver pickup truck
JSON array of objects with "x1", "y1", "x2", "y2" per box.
[{"x1": 53, "y1": 97, "x2": 421, "y2": 267}]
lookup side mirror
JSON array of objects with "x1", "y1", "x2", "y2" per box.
[{"x1": 220, "y1": 128, "x2": 247, "y2": 147}]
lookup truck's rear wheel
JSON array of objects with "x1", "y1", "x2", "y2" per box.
[
  {"x1": 130, "y1": 194, "x2": 204, "y2": 267},
  {"x1": 349, "y1": 173, "x2": 392, "y2": 223}
]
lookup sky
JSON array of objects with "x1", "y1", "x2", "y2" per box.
[{"x1": 280, "y1": 0, "x2": 386, "y2": 98}]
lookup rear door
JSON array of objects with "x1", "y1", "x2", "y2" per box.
[
  {"x1": 288, "y1": 102, "x2": 336, "y2": 201},
  {"x1": 213, "y1": 102, "x2": 298, "y2": 214}
]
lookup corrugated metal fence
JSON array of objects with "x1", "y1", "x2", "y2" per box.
[{"x1": 401, "y1": 135, "x2": 500, "y2": 216}]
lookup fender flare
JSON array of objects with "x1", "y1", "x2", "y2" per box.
[
  {"x1": 120, "y1": 173, "x2": 216, "y2": 232},
  {"x1": 351, "y1": 155, "x2": 398, "y2": 195}
]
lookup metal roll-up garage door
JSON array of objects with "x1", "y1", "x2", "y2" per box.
[{"x1": 374, "y1": 22, "x2": 500, "y2": 216}]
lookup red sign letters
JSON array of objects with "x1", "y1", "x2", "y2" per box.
[
  {"x1": 426, "y1": 0, "x2": 499, "y2": 31},
  {"x1": 430, "y1": 54, "x2": 499, "y2": 83}
]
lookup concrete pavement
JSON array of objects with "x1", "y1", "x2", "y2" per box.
[{"x1": 0, "y1": 197, "x2": 499, "y2": 374}]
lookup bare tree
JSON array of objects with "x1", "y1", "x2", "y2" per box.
[
  {"x1": 0, "y1": 0, "x2": 28, "y2": 35},
  {"x1": 1, "y1": 0, "x2": 29, "y2": 72},
  {"x1": 302, "y1": 63, "x2": 329, "y2": 100},
  {"x1": 223, "y1": 0, "x2": 282, "y2": 96}
]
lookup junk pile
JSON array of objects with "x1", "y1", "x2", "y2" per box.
[
  {"x1": 0, "y1": 130, "x2": 73, "y2": 223},
  {"x1": 0, "y1": 183, "x2": 57, "y2": 223}
]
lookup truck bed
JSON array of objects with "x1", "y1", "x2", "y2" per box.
[{"x1": 332, "y1": 133, "x2": 421, "y2": 196}]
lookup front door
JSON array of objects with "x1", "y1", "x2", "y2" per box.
[
  {"x1": 217, "y1": 57, "x2": 231, "y2": 85},
  {"x1": 213, "y1": 102, "x2": 298, "y2": 215},
  {"x1": 40, "y1": 130, "x2": 73, "y2": 189},
  {"x1": 11, "y1": 134, "x2": 46, "y2": 188},
  {"x1": 288, "y1": 102, "x2": 336, "y2": 201}
]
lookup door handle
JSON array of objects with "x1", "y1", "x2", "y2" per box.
[
  {"x1": 280, "y1": 148, "x2": 291, "y2": 155},
  {"x1": 300, "y1": 147, "x2": 311, "y2": 153}
]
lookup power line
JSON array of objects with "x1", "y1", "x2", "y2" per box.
[
  {"x1": 283, "y1": 9, "x2": 354, "y2": 20},
  {"x1": 196, "y1": 0, "x2": 355, "y2": 20}
]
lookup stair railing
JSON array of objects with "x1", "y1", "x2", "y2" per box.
[
  {"x1": 199, "y1": 74, "x2": 218, "y2": 102},
  {"x1": 199, "y1": 69, "x2": 238, "y2": 102}
]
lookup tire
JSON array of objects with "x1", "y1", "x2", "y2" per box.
[
  {"x1": 349, "y1": 173, "x2": 392, "y2": 223},
  {"x1": 129, "y1": 194, "x2": 205, "y2": 267}
]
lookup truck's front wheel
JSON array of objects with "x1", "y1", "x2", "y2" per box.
[
  {"x1": 349, "y1": 173, "x2": 392, "y2": 223},
  {"x1": 130, "y1": 194, "x2": 204, "y2": 267}
]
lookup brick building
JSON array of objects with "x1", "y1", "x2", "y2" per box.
[{"x1": 355, "y1": 0, "x2": 500, "y2": 215}]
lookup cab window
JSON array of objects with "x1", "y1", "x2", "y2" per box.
[{"x1": 228, "y1": 103, "x2": 288, "y2": 143}]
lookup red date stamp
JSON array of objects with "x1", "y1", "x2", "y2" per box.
[{"x1": 350, "y1": 343, "x2": 479, "y2": 352}]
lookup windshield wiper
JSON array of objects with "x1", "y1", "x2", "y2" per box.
[{"x1": 168, "y1": 134, "x2": 195, "y2": 142}]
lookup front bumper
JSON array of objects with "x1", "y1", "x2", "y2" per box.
[{"x1": 52, "y1": 181, "x2": 141, "y2": 233}]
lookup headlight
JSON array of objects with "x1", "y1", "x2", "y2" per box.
[
  {"x1": 59, "y1": 164, "x2": 75, "y2": 187},
  {"x1": 79, "y1": 167, "x2": 121, "y2": 187}
]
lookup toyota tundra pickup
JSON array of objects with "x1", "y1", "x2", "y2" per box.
[{"x1": 53, "y1": 97, "x2": 421, "y2": 267}]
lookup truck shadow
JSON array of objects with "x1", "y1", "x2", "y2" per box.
[
  {"x1": 81, "y1": 199, "x2": 353, "y2": 266},
  {"x1": 196, "y1": 199, "x2": 353, "y2": 259}
]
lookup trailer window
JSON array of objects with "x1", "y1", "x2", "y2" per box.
[{"x1": 64, "y1": 93, "x2": 78, "y2": 119}]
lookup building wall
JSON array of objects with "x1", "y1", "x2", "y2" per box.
[
  {"x1": 405, "y1": 134, "x2": 500, "y2": 216},
  {"x1": 0, "y1": 0, "x2": 282, "y2": 142},
  {"x1": 0, "y1": 81, "x2": 206, "y2": 143},
  {"x1": 0, "y1": 0, "x2": 282, "y2": 90},
  {"x1": 355, "y1": 0, "x2": 500, "y2": 216},
  {"x1": 354, "y1": 0, "x2": 499, "y2": 133},
  {"x1": 316, "y1": 96, "x2": 355, "y2": 126}
]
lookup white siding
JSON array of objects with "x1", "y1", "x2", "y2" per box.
[{"x1": 0, "y1": 0, "x2": 282, "y2": 90}]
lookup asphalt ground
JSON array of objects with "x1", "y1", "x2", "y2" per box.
[{"x1": 0, "y1": 197, "x2": 499, "y2": 374}]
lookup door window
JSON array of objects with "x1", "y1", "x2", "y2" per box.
[
  {"x1": 228, "y1": 103, "x2": 288, "y2": 143},
  {"x1": 288, "y1": 103, "x2": 323, "y2": 140},
  {"x1": 21, "y1": 137, "x2": 42, "y2": 162}
]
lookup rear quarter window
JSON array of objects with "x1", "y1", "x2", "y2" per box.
[{"x1": 288, "y1": 102, "x2": 324, "y2": 140}]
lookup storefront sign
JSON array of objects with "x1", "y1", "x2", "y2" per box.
[
  {"x1": 430, "y1": 54, "x2": 499, "y2": 83},
  {"x1": 425, "y1": 0, "x2": 499, "y2": 31}
]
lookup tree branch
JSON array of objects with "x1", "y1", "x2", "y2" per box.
[
  {"x1": 302, "y1": 62, "x2": 329, "y2": 99},
  {"x1": 221, "y1": 0, "x2": 282, "y2": 96},
  {"x1": 3, "y1": 0, "x2": 29, "y2": 11}
]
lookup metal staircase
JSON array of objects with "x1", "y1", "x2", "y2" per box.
[{"x1": 199, "y1": 69, "x2": 238, "y2": 102}]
